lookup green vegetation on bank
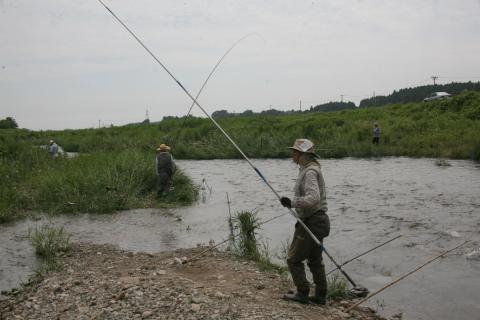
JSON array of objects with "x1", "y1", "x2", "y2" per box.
[
  {"x1": 8, "y1": 91, "x2": 479, "y2": 160},
  {"x1": 231, "y1": 210, "x2": 287, "y2": 274},
  {"x1": 0, "y1": 136, "x2": 198, "y2": 223}
]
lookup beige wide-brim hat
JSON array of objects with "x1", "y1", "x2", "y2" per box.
[
  {"x1": 288, "y1": 138, "x2": 320, "y2": 158},
  {"x1": 157, "y1": 143, "x2": 171, "y2": 151}
]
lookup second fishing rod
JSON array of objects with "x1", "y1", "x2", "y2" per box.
[{"x1": 96, "y1": 0, "x2": 365, "y2": 291}]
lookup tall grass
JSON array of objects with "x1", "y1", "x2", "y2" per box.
[
  {"x1": 9, "y1": 91, "x2": 479, "y2": 160},
  {"x1": 232, "y1": 210, "x2": 261, "y2": 260},
  {"x1": 0, "y1": 135, "x2": 198, "y2": 222}
]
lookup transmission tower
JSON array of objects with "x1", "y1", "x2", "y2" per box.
[{"x1": 431, "y1": 76, "x2": 439, "y2": 89}]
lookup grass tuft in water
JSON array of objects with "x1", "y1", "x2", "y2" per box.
[
  {"x1": 232, "y1": 210, "x2": 261, "y2": 260},
  {"x1": 29, "y1": 224, "x2": 71, "y2": 269},
  {"x1": 231, "y1": 210, "x2": 286, "y2": 273},
  {"x1": 327, "y1": 272, "x2": 354, "y2": 301}
]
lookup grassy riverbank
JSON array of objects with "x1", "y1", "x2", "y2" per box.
[
  {"x1": 0, "y1": 136, "x2": 197, "y2": 223},
  {"x1": 9, "y1": 91, "x2": 480, "y2": 160}
]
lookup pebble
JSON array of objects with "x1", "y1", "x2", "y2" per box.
[
  {"x1": 191, "y1": 303, "x2": 201, "y2": 312},
  {"x1": 142, "y1": 310, "x2": 153, "y2": 318}
]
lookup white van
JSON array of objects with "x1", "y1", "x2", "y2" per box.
[{"x1": 423, "y1": 92, "x2": 451, "y2": 102}]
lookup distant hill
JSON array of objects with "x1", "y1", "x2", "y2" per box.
[{"x1": 359, "y1": 81, "x2": 480, "y2": 108}]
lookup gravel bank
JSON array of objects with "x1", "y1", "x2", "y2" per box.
[{"x1": 0, "y1": 243, "x2": 387, "y2": 320}]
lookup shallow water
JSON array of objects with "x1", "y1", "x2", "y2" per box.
[{"x1": 1, "y1": 158, "x2": 479, "y2": 319}]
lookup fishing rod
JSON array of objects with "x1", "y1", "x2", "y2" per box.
[
  {"x1": 169, "y1": 33, "x2": 259, "y2": 148},
  {"x1": 346, "y1": 240, "x2": 470, "y2": 313},
  {"x1": 189, "y1": 214, "x2": 399, "y2": 272},
  {"x1": 326, "y1": 235, "x2": 402, "y2": 275},
  {"x1": 96, "y1": 0, "x2": 363, "y2": 291},
  {"x1": 188, "y1": 211, "x2": 290, "y2": 263}
]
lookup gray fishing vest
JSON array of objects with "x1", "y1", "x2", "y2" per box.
[{"x1": 294, "y1": 162, "x2": 328, "y2": 219}]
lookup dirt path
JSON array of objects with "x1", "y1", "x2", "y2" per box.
[{"x1": 0, "y1": 243, "x2": 386, "y2": 320}]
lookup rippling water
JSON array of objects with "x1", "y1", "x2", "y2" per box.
[{"x1": 1, "y1": 158, "x2": 479, "y2": 319}]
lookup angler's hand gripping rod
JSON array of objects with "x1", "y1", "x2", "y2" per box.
[{"x1": 96, "y1": 0, "x2": 360, "y2": 288}]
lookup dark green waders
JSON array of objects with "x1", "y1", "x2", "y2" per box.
[{"x1": 285, "y1": 212, "x2": 330, "y2": 304}]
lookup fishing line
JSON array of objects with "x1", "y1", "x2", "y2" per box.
[
  {"x1": 189, "y1": 211, "x2": 291, "y2": 263},
  {"x1": 326, "y1": 235, "x2": 402, "y2": 275},
  {"x1": 346, "y1": 240, "x2": 470, "y2": 313},
  {"x1": 96, "y1": 0, "x2": 363, "y2": 290},
  {"x1": 169, "y1": 33, "x2": 260, "y2": 148}
]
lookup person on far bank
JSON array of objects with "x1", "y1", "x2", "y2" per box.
[
  {"x1": 155, "y1": 143, "x2": 176, "y2": 197},
  {"x1": 280, "y1": 138, "x2": 330, "y2": 305},
  {"x1": 373, "y1": 122, "x2": 381, "y2": 145},
  {"x1": 48, "y1": 140, "x2": 59, "y2": 159}
]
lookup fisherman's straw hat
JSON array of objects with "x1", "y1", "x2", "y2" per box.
[
  {"x1": 157, "y1": 143, "x2": 170, "y2": 151},
  {"x1": 288, "y1": 138, "x2": 319, "y2": 158}
]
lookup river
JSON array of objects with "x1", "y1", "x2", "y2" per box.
[{"x1": 1, "y1": 158, "x2": 479, "y2": 319}]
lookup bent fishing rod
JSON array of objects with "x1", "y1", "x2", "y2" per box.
[
  {"x1": 170, "y1": 33, "x2": 259, "y2": 148},
  {"x1": 96, "y1": 0, "x2": 362, "y2": 289}
]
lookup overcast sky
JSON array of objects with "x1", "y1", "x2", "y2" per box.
[{"x1": 1, "y1": 0, "x2": 479, "y2": 130}]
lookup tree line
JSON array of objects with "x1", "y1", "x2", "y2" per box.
[
  {"x1": 0, "y1": 117, "x2": 18, "y2": 129},
  {"x1": 211, "y1": 101, "x2": 356, "y2": 118},
  {"x1": 207, "y1": 81, "x2": 480, "y2": 116},
  {"x1": 359, "y1": 81, "x2": 480, "y2": 108}
]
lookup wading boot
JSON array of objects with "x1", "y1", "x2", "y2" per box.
[
  {"x1": 309, "y1": 286, "x2": 327, "y2": 305},
  {"x1": 282, "y1": 289, "x2": 309, "y2": 304}
]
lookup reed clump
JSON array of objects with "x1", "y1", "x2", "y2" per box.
[
  {"x1": 231, "y1": 210, "x2": 287, "y2": 273},
  {"x1": 232, "y1": 210, "x2": 261, "y2": 260},
  {"x1": 327, "y1": 273, "x2": 354, "y2": 301},
  {"x1": 29, "y1": 223, "x2": 71, "y2": 269}
]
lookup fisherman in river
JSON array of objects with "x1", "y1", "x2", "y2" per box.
[
  {"x1": 280, "y1": 138, "x2": 330, "y2": 305},
  {"x1": 200, "y1": 178, "x2": 212, "y2": 203},
  {"x1": 156, "y1": 143, "x2": 176, "y2": 197},
  {"x1": 48, "y1": 140, "x2": 59, "y2": 159}
]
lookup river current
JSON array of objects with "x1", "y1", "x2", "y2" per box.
[{"x1": 1, "y1": 158, "x2": 479, "y2": 319}]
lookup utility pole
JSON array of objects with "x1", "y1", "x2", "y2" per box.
[
  {"x1": 431, "y1": 76, "x2": 438, "y2": 89},
  {"x1": 98, "y1": 119, "x2": 101, "y2": 128},
  {"x1": 340, "y1": 94, "x2": 344, "y2": 103},
  {"x1": 299, "y1": 100, "x2": 302, "y2": 112}
]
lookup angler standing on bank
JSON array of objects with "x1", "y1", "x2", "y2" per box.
[{"x1": 280, "y1": 139, "x2": 330, "y2": 305}]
